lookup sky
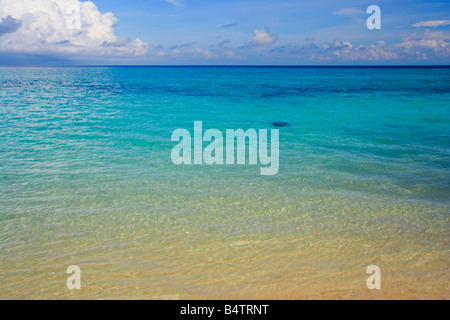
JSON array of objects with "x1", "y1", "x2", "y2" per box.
[{"x1": 0, "y1": 0, "x2": 449, "y2": 65}]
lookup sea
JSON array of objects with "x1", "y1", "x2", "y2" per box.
[{"x1": 0, "y1": 66, "x2": 449, "y2": 299}]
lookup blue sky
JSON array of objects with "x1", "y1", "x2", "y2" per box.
[{"x1": 0, "y1": 0, "x2": 449, "y2": 65}]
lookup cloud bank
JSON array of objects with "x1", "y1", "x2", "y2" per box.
[{"x1": 0, "y1": 0, "x2": 148, "y2": 57}]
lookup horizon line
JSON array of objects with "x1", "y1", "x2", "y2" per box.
[{"x1": 1, "y1": 65, "x2": 450, "y2": 68}]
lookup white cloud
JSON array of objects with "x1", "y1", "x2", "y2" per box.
[
  {"x1": 412, "y1": 20, "x2": 450, "y2": 28},
  {"x1": 164, "y1": 0, "x2": 182, "y2": 6},
  {"x1": 333, "y1": 8, "x2": 364, "y2": 16},
  {"x1": 224, "y1": 50, "x2": 235, "y2": 58},
  {"x1": 398, "y1": 38, "x2": 449, "y2": 59},
  {"x1": 318, "y1": 33, "x2": 449, "y2": 62},
  {"x1": 171, "y1": 48, "x2": 181, "y2": 57},
  {"x1": 331, "y1": 41, "x2": 353, "y2": 50},
  {"x1": 325, "y1": 40, "x2": 398, "y2": 61},
  {"x1": 0, "y1": 0, "x2": 148, "y2": 57},
  {"x1": 251, "y1": 28, "x2": 278, "y2": 46},
  {"x1": 194, "y1": 48, "x2": 214, "y2": 59},
  {"x1": 396, "y1": 29, "x2": 450, "y2": 60}
]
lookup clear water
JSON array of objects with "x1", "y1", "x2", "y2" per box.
[{"x1": 0, "y1": 66, "x2": 449, "y2": 299}]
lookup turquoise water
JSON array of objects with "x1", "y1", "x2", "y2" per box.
[{"x1": 0, "y1": 67, "x2": 449, "y2": 299}]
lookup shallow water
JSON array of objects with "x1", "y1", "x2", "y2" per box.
[{"x1": 0, "y1": 66, "x2": 449, "y2": 299}]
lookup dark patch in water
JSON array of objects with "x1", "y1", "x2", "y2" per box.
[{"x1": 271, "y1": 121, "x2": 291, "y2": 128}]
